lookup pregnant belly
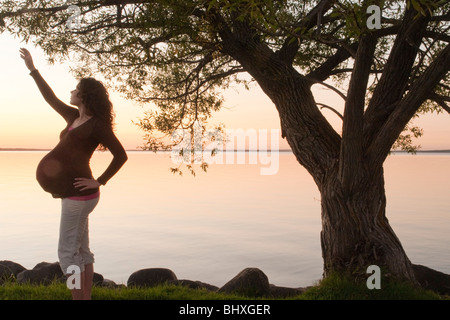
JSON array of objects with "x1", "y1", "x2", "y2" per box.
[{"x1": 36, "y1": 155, "x2": 72, "y2": 196}]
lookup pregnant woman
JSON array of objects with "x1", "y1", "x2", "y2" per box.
[{"x1": 20, "y1": 48, "x2": 128, "y2": 300}]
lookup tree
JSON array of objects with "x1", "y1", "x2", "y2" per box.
[{"x1": 1, "y1": 0, "x2": 449, "y2": 285}]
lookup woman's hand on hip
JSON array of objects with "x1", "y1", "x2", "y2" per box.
[{"x1": 74, "y1": 178, "x2": 101, "y2": 191}]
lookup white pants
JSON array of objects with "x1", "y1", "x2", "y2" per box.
[{"x1": 58, "y1": 197, "x2": 99, "y2": 274}]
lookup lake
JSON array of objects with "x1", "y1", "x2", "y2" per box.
[{"x1": 0, "y1": 150, "x2": 449, "y2": 287}]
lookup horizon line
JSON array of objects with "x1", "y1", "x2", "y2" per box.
[{"x1": 1, "y1": 148, "x2": 450, "y2": 153}]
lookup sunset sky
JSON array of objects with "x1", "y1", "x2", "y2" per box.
[{"x1": 1, "y1": 32, "x2": 449, "y2": 151}]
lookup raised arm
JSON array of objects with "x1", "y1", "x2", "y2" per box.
[{"x1": 20, "y1": 48, "x2": 78, "y2": 123}]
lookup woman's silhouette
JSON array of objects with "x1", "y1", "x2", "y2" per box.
[{"x1": 20, "y1": 48, "x2": 128, "y2": 300}]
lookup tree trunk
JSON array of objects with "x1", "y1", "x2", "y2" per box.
[
  {"x1": 258, "y1": 70, "x2": 417, "y2": 284},
  {"x1": 319, "y1": 165, "x2": 417, "y2": 283},
  {"x1": 224, "y1": 35, "x2": 418, "y2": 284}
]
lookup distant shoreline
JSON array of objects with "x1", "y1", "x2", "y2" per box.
[
  {"x1": 0, "y1": 148, "x2": 52, "y2": 151},
  {"x1": 1, "y1": 148, "x2": 450, "y2": 153}
]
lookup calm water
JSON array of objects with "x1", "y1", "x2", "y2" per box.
[{"x1": 0, "y1": 151, "x2": 449, "y2": 287}]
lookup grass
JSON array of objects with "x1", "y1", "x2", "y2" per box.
[
  {"x1": 0, "y1": 281, "x2": 250, "y2": 300},
  {"x1": 0, "y1": 274, "x2": 446, "y2": 300},
  {"x1": 300, "y1": 273, "x2": 445, "y2": 300}
]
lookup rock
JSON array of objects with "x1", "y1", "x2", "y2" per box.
[
  {"x1": 16, "y1": 262, "x2": 64, "y2": 285},
  {"x1": 93, "y1": 272, "x2": 104, "y2": 286},
  {"x1": 269, "y1": 284, "x2": 307, "y2": 298},
  {"x1": 0, "y1": 260, "x2": 27, "y2": 281},
  {"x1": 413, "y1": 264, "x2": 450, "y2": 295},
  {"x1": 99, "y1": 278, "x2": 123, "y2": 288},
  {"x1": 127, "y1": 268, "x2": 178, "y2": 287},
  {"x1": 169, "y1": 279, "x2": 219, "y2": 291},
  {"x1": 218, "y1": 268, "x2": 271, "y2": 297}
]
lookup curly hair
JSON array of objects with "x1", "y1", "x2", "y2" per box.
[{"x1": 77, "y1": 77, "x2": 115, "y2": 130}]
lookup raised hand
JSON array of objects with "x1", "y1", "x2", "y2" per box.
[{"x1": 19, "y1": 48, "x2": 37, "y2": 72}]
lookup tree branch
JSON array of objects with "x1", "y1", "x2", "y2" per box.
[
  {"x1": 423, "y1": 30, "x2": 450, "y2": 43},
  {"x1": 339, "y1": 33, "x2": 377, "y2": 188},
  {"x1": 0, "y1": 0, "x2": 146, "y2": 17},
  {"x1": 307, "y1": 78, "x2": 347, "y2": 101},
  {"x1": 137, "y1": 67, "x2": 245, "y2": 102},
  {"x1": 306, "y1": 42, "x2": 358, "y2": 82},
  {"x1": 368, "y1": 43, "x2": 450, "y2": 167},
  {"x1": 363, "y1": 6, "x2": 431, "y2": 150},
  {"x1": 317, "y1": 103, "x2": 344, "y2": 120},
  {"x1": 276, "y1": 0, "x2": 334, "y2": 64},
  {"x1": 429, "y1": 92, "x2": 450, "y2": 114}
]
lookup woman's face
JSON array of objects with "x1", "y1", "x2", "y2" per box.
[{"x1": 70, "y1": 85, "x2": 82, "y2": 106}]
